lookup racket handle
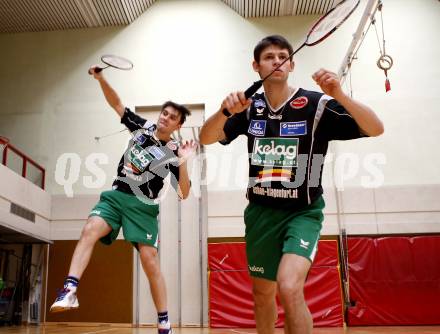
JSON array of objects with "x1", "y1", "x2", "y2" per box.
[
  {"x1": 244, "y1": 80, "x2": 263, "y2": 99},
  {"x1": 221, "y1": 80, "x2": 263, "y2": 117},
  {"x1": 88, "y1": 67, "x2": 103, "y2": 74}
]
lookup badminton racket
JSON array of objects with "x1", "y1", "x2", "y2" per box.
[
  {"x1": 243, "y1": 0, "x2": 360, "y2": 99},
  {"x1": 88, "y1": 54, "x2": 133, "y2": 74}
]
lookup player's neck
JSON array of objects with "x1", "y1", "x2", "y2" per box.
[
  {"x1": 264, "y1": 84, "x2": 294, "y2": 110},
  {"x1": 154, "y1": 129, "x2": 171, "y2": 142}
]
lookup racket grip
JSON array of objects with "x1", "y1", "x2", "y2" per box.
[
  {"x1": 88, "y1": 67, "x2": 103, "y2": 74},
  {"x1": 244, "y1": 80, "x2": 263, "y2": 99},
  {"x1": 221, "y1": 80, "x2": 263, "y2": 117}
]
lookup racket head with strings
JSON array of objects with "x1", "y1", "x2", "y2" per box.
[
  {"x1": 89, "y1": 54, "x2": 134, "y2": 74},
  {"x1": 305, "y1": 0, "x2": 360, "y2": 46},
  {"x1": 101, "y1": 54, "x2": 133, "y2": 70},
  {"x1": 244, "y1": 0, "x2": 360, "y2": 98}
]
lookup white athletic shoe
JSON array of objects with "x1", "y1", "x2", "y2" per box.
[
  {"x1": 50, "y1": 286, "x2": 79, "y2": 312},
  {"x1": 158, "y1": 321, "x2": 172, "y2": 334}
]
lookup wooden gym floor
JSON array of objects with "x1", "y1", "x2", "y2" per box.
[{"x1": 0, "y1": 327, "x2": 439, "y2": 334}]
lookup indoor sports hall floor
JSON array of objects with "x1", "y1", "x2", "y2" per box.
[{"x1": 1, "y1": 327, "x2": 440, "y2": 334}]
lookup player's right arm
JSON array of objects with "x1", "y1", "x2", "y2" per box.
[
  {"x1": 89, "y1": 65, "x2": 125, "y2": 118},
  {"x1": 199, "y1": 91, "x2": 251, "y2": 145}
]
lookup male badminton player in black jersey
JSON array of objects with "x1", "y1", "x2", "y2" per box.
[
  {"x1": 50, "y1": 65, "x2": 197, "y2": 334},
  {"x1": 200, "y1": 35, "x2": 383, "y2": 334}
]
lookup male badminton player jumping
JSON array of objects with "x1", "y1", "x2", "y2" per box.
[
  {"x1": 200, "y1": 35, "x2": 383, "y2": 333},
  {"x1": 50, "y1": 65, "x2": 197, "y2": 334}
]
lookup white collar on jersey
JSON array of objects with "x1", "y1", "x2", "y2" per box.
[{"x1": 264, "y1": 87, "x2": 299, "y2": 119}]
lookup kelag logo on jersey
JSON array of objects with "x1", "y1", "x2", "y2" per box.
[
  {"x1": 280, "y1": 121, "x2": 307, "y2": 136},
  {"x1": 128, "y1": 144, "x2": 154, "y2": 172},
  {"x1": 251, "y1": 138, "x2": 298, "y2": 167},
  {"x1": 248, "y1": 120, "x2": 266, "y2": 136}
]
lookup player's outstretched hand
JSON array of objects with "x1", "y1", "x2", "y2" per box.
[{"x1": 178, "y1": 140, "x2": 198, "y2": 161}]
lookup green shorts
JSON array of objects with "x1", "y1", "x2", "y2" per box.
[
  {"x1": 89, "y1": 190, "x2": 160, "y2": 248},
  {"x1": 244, "y1": 196, "x2": 325, "y2": 281}
]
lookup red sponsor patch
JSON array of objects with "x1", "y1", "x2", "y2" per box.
[
  {"x1": 166, "y1": 141, "x2": 177, "y2": 151},
  {"x1": 290, "y1": 96, "x2": 308, "y2": 109}
]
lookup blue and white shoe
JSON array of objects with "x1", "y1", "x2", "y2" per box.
[
  {"x1": 158, "y1": 321, "x2": 172, "y2": 334},
  {"x1": 50, "y1": 286, "x2": 79, "y2": 312}
]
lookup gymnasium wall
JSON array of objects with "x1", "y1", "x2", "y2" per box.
[
  {"x1": 45, "y1": 240, "x2": 133, "y2": 324},
  {"x1": 207, "y1": 185, "x2": 440, "y2": 237},
  {"x1": 0, "y1": 164, "x2": 51, "y2": 242}
]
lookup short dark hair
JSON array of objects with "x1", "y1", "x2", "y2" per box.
[
  {"x1": 161, "y1": 101, "x2": 191, "y2": 125},
  {"x1": 253, "y1": 35, "x2": 294, "y2": 63}
]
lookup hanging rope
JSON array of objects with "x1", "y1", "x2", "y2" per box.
[
  {"x1": 373, "y1": 1, "x2": 393, "y2": 92},
  {"x1": 342, "y1": 0, "x2": 393, "y2": 93}
]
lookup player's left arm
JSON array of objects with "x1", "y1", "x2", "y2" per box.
[
  {"x1": 313, "y1": 68, "x2": 384, "y2": 137},
  {"x1": 176, "y1": 140, "x2": 198, "y2": 199}
]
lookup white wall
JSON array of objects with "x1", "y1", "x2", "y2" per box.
[
  {"x1": 325, "y1": 0, "x2": 440, "y2": 187},
  {"x1": 208, "y1": 185, "x2": 440, "y2": 237}
]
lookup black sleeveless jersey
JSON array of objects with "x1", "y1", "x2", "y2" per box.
[
  {"x1": 221, "y1": 88, "x2": 364, "y2": 210},
  {"x1": 112, "y1": 108, "x2": 180, "y2": 200}
]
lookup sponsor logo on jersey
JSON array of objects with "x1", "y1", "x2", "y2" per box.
[
  {"x1": 256, "y1": 169, "x2": 292, "y2": 183},
  {"x1": 124, "y1": 162, "x2": 141, "y2": 174},
  {"x1": 133, "y1": 132, "x2": 147, "y2": 145},
  {"x1": 143, "y1": 120, "x2": 156, "y2": 131},
  {"x1": 121, "y1": 167, "x2": 143, "y2": 181},
  {"x1": 248, "y1": 120, "x2": 266, "y2": 136},
  {"x1": 290, "y1": 96, "x2": 308, "y2": 109},
  {"x1": 146, "y1": 233, "x2": 153, "y2": 240},
  {"x1": 166, "y1": 141, "x2": 178, "y2": 151},
  {"x1": 254, "y1": 99, "x2": 266, "y2": 109},
  {"x1": 129, "y1": 144, "x2": 154, "y2": 172},
  {"x1": 148, "y1": 146, "x2": 165, "y2": 160},
  {"x1": 268, "y1": 113, "x2": 283, "y2": 120},
  {"x1": 256, "y1": 107, "x2": 265, "y2": 116},
  {"x1": 280, "y1": 121, "x2": 307, "y2": 136},
  {"x1": 252, "y1": 186, "x2": 298, "y2": 199},
  {"x1": 251, "y1": 138, "x2": 298, "y2": 167},
  {"x1": 248, "y1": 265, "x2": 265, "y2": 274}
]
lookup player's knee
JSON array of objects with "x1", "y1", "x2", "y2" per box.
[
  {"x1": 81, "y1": 217, "x2": 104, "y2": 241},
  {"x1": 141, "y1": 254, "x2": 158, "y2": 269},
  {"x1": 277, "y1": 277, "x2": 304, "y2": 302},
  {"x1": 139, "y1": 246, "x2": 160, "y2": 275}
]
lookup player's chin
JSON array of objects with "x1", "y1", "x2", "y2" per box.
[
  {"x1": 157, "y1": 123, "x2": 169, "y2": 131},
  {"x1": 268, "y1": 75, "x2": 287, "y2": 83}
]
